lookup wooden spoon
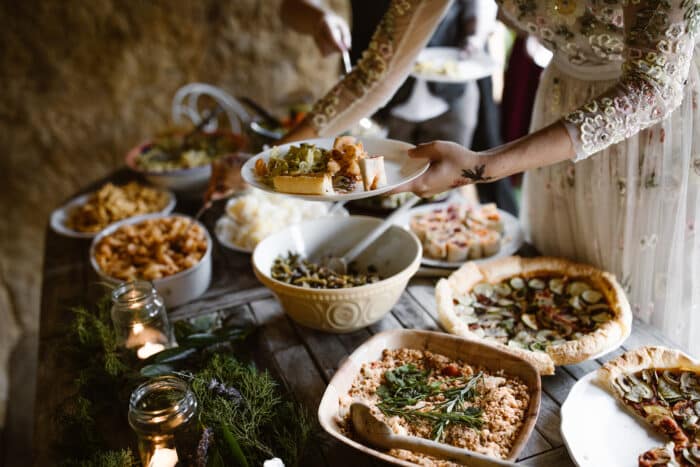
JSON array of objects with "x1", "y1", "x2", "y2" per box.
[{"x1": 350, "y1": 402, "x2": 516, "y2": 466}]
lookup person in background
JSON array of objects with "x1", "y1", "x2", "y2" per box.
[
  {"x1": 281, "y1": 0, "x2": 517, "y2": 214},
  {"x1": 281, "y1": 0, "x2": 700, "y2": 357}
]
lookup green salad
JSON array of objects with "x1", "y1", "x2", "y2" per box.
[
  {"x1": 265, "y1": 144, "x2": 329, "y2": 178},
  {"x1": 136, "y1": 131, "x2": 244, "y2": 172}
]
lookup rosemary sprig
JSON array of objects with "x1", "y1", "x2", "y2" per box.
[{"x1": 376, "y1": 368, "x2": 484, "y2": 442}]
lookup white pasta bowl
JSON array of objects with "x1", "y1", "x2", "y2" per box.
[
  {"x1": 252, "y1": 216, "x2": 422, "y2": 333},
  {"x1": 89, "y1": 213, "x2": 212, "y2": 308}
]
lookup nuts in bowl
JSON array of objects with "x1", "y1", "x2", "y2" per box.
[
  {"x1": 90, "y1": 214, "x2": 212, "y2": 307},
  {"x1": 252, "y1": 215, "x2": 422, "y2": 333}
]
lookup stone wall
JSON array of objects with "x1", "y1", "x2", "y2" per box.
[{"x1": 0, "y1": 0, "x2": 348, "y2": 433}]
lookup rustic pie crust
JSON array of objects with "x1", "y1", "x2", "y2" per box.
[
  {"x1": 436, "y1": 256, "x2": 632, "y2": 375},
  {"x1": 597, "y1": 347, "x2": 700, "y2": 466}
]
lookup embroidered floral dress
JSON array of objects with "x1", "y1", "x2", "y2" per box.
[{"x1": 304, "y1": 0, "x2": 700, "y2": 356}]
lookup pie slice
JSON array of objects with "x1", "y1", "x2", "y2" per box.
[
  {"x1": 598, "y1": 347, "x2": 700, "y2": 466},
  {"x1": 436, "y1": 256, "x2": 632, "y2": 374}
]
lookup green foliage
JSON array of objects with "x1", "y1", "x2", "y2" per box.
[
  {"x1": 189, "y1": 354, "x2": 319, "y2": 466},
  {"x1": 377, "y1": 368, "x2": 484, "y2": 442},
  {"x1": 74, "y1": 450, "x2": 137, "y2": 467},
  {"x1": 56, "y1": 294, "x2": 318, "y2": 467}
]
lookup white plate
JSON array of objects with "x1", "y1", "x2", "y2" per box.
[
  {"x1": 561, "y1": 371, "x2": 666, "y2": 467},
  {"x1": 393, "y1": 201, "x2": 525, "y2": 268},
  {"x1": 50, "y1": 188, "x2": 177, "y2": 239},
  {"x1": 241, "y1": 137, "x2": 428, "y2": 202},
  {"x1": 214, "y1": 204, "x2": 350, "y2": 253},
  {"x1": 411, "y1": 47, "x2": 498, "y2": 83}
]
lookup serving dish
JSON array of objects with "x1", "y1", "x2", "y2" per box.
[
  {"x1": 50, "y1": 188, "x2": 176, "y2": 239},
  {"x1": 251, "y1": 216, "x2": 421, "y2": 332},
  {"x1": 214, "y1": 199, "x2": 349, "y2": 253},
  {"x1": 241, "y1": 137, "x2": 428, "y2": 202},
  {"x1": 561, "y1": 371, "x2": 666, "y2": 467},
  {"x1": 125, "y1": 129, "x2": 247, "y2": 194},
  {"x1": 318, "y1": 329, "x2": 541, "y2": 465},
  {"x1": 392, "y1": 201, "x2": 524, "y2": 268},
  {"x1": 89, "y1": 213, "x2": 212, "y2": 308},
  {"x1": 412, "y1": 47, "x2": 498, "y2": 83}
]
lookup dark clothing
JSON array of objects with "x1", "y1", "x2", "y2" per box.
[{"x1": 349, "y1": 1, "x2": 518, "y2": 215}]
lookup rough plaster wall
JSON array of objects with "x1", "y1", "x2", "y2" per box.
[{"x1": 0, "y1": 0, "x2": 348, "y2": 429}]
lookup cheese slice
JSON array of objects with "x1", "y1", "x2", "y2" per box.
[
  {"x1": 359, "y1": 156, "x2": 387, "y2": 191},
  {"x1": 272, "y1": 174, "x2": 334, "y2": 195}
]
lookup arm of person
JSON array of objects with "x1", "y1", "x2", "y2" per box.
[
  {"x1": 280, "y1": 0, "x2": 351, "y2": 56},
  {"x1": 399, "y1": 1, "x2": 699, "y2": 195},
  {"x1": 562, "y1": 1, "x2": 697, "y2": 160},
  {"x1": 280, "y1": 0, "x2": 453, "y2": 143}
]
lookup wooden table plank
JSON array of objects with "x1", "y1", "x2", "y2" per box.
[
  {"x1": 519, "y1": 447, "x2": 576, "y2": 467},
  {"x1": 516, "y1": 430, "x2": 552, "y2": 462}
]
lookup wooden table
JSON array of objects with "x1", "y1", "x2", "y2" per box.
[{"x1": 34, "y1": 171, "x2": 685, "y2": 466}]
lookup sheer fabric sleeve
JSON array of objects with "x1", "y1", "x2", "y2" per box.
[
  {"x1": 563, "y1": 2, "x2": 700, "y2": 161},
  {"x1": 307, "y1": 0, "x2": 452, "y2": 137}
]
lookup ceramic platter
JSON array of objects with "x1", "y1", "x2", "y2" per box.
[
  {"x1": 411, "y1": 47, "x2": 498, "y2": 83},
  {"x1": 561, "y1": 371, "x2": 666, "y2": 467},
  {"x1": 392, "y1": 201, "x2": 525, "y2": 268},
  {"x1": 241, "y1": 137, "x2": 428, "y2": 202},
  {"x1": 214, "y1": 205, "x2": 350, "y2": 254},
  {"x1": 50, "y1": 189, "x2": 176, "y2": 239}
]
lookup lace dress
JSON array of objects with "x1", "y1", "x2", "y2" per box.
[{"x1": 304, "y1": 0, "x2": 700, "y2": 356}]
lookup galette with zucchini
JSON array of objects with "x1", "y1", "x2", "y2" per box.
[{"x1": 436, "y1": 256, "x2": 632, "y2": 374}]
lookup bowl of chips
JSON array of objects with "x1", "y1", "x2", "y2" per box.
[{"x1": 90, "y1": 214, "x2": 212, "y2": 307}]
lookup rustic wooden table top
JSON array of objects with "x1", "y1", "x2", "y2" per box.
[{"x1": 34, "y1": 170, "x2": 684, "y2": 466}]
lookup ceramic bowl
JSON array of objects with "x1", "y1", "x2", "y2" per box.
[
  {"x1": 125, "y1": 130, "x2": 247, "y2": 194},
  {"x1": 89, "y1": 213, "x2": 212, "y2": 308},
  {"x1": 318, "y1": 329, "x2": 542, "y2": 465},
  {"x1": 252, "y1": 216, "x2": 422, "y2": 333}
]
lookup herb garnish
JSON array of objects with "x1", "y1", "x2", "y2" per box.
[{"x1": 376, "y1": 364, "x2": 484, "y2": 441}]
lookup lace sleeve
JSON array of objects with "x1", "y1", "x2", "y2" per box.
[
  {"x1": 307, "y1": 0, "x2": 452, "y2": 137},
  {"x1": 563, "y1": 2, "x2": 700, "y2": 161}
]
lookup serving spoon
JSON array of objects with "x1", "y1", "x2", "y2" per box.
[
  {"x1": 324, "y1": 196, "x2": 420, "y2": 274},
  {"x1": 350, "y1": 402, "x2": 516, "y2": 467}
]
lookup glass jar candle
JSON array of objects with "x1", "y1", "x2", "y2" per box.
[
  {"x1": 128, "y1": 376, "x2": 199, "y2": 467},
  {"x1": 111, "y1": 280, "x2": 175, "y2": 359}
]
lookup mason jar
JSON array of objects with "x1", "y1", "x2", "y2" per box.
[
  {"x1": 128, "y1": 376, "x2": 199, "y2": 466},
  {"x1": 111, "y1": 280, "x2": 175, "y2": 359}
]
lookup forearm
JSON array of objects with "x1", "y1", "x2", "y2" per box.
[
  {"x1": 470, "y1": 121, "x2": 575, "y2": 182},
  {"x1": 280, "y1": 0, "x2": 326, "y2": 36}
]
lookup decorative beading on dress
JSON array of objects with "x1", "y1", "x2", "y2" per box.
[
  {"x1": 306, "y1": 0, "x2": 452, "y2": 137},
  {"x1": 499, "y1": 0, "x2": 700, "y2": 159}
]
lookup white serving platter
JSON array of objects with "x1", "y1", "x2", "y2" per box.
[
  {"x1": 241, "y1": 137, "x2": 428, "y2": 202},
  {"x1": 392, "y1": 201, "x2": 524, "y2": 268},
  {"x1": 50, "y1": 188, "x2": 176, "y2": 239},
  {"x1": 214, "y1": 205, "x2": 349, "y2": 253},
  {"x1": 560, "y1": 371, "x2": 666, "y2": 467},
  {"x1": 412, "y1": 47, "x2": 498, "y2": 83}
]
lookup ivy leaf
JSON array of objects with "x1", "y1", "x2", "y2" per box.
[
  {"x1": 140, "y1": 364, "x2": 175, "y2": 377},
  {"x1": 144, "y1": 347, "x2": 197, "y2": 365},
  {"x1": 221, "y1": 423, "x2": 250, "y2": 467}
]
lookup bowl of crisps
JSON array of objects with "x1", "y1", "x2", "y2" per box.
[
  {"x1": 125, "y1": 129, "x2": 248, "y2": 194},
  {"x1": 90, "y1": 213, "x2": 212, "y2": 308}
]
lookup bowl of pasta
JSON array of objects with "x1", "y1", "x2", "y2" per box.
[{"x1": 89, "y1": 213, "x2": 212, "y2": 307}]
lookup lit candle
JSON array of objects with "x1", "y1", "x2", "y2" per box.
[
  {"x1": 137, "y1": 341, "x2": 166, "y2": 360},
  {"x1": 148, "y1": 447, "x2": 178, "y2": 467}
]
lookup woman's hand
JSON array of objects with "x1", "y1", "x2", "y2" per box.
[
  {"x1": 313, "y1": 11, "x2": 351, "y2": 56},
  {"x1": 394, "y1": 141, "x2": 499, "y2": 197}
]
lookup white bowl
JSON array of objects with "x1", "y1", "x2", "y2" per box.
[
  {"x1": 252, "y1": 216, "x2": 422, "y2": 332},
  {"x1": 90, "y1": 213, "x2": 212, "y2": 308},
  {"x1": 124, "y1": 130, "x2": 248, "y2": 195}
]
